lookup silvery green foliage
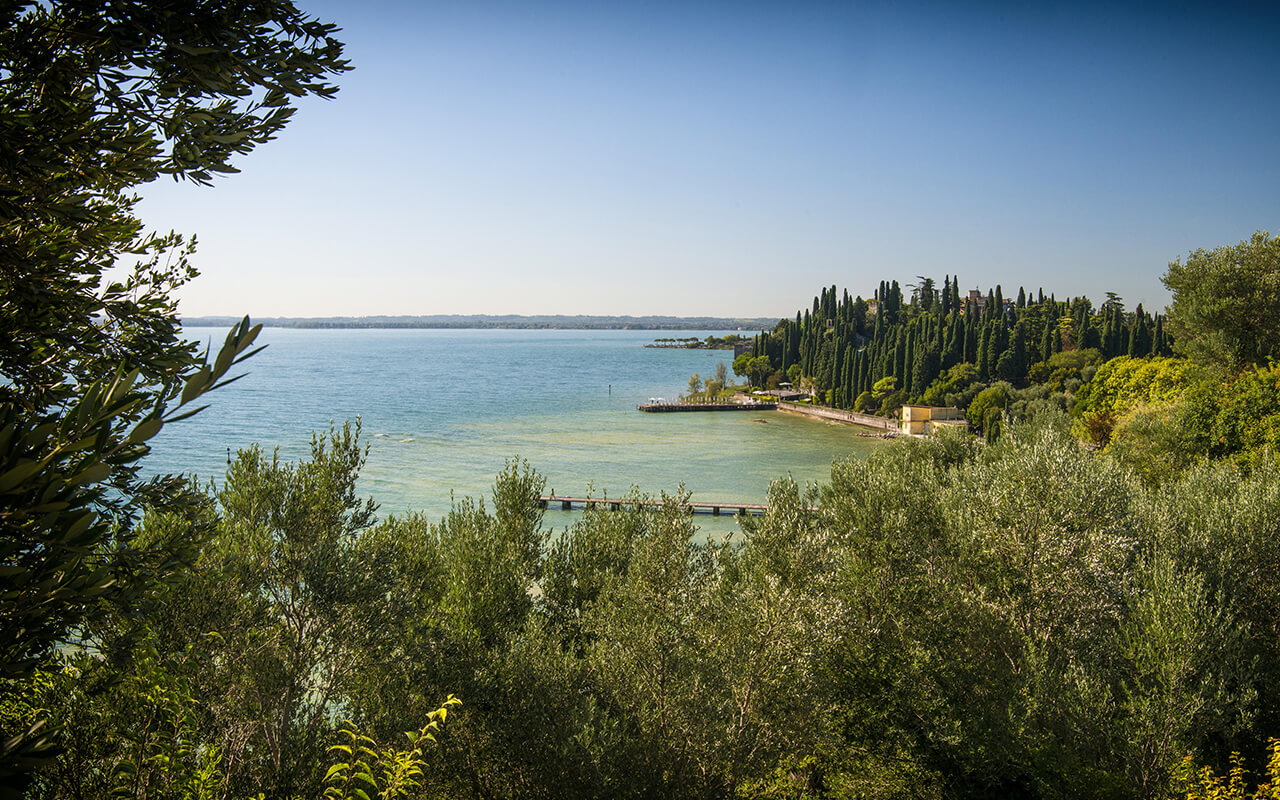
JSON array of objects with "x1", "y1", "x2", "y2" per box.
[
  {"x1": 1139, "y1": 458, "x2": 1280, "y2": 754},
  {"x1": 945, "y1": 418, "x2": 1138, "y2": 657}
]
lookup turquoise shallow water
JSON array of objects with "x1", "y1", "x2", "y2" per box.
[{"x1": 146, "y1": 328, "x2": 883, "y2": 523}]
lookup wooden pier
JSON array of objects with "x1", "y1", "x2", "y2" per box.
[
  {"x1": 538, "y1": 495, "x2": 767, "y2": 516},
  {"x1": 638, "y1": 402, "x2": 776, "y2": 413}
]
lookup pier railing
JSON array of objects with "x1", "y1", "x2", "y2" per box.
[
  {"x1": 539, "y1": 495, "x2": 767, "y2": 516},
  {"x1": 637, "y1": 402, "x2": 776, "y2": 413}
]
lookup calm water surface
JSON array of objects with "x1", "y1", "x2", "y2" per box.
[{"x1": 147, "y1": 328, "x2": 883, "y2": 525}]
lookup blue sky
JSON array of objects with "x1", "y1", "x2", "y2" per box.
[{"x1": 141, "y1": 0, "x2": 1280, "y2": 319}]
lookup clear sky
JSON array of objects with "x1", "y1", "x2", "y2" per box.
[{"x1": 140, "y1": 0, "x2": 1280, "y2": 319}]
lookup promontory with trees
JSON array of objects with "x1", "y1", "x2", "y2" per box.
[
  {"x1": 732, "y1": 245, "x2": 1280, "y2": 477},
  {"x1": 7, "y1": 1, "x2": 1280, "y2": 799}
]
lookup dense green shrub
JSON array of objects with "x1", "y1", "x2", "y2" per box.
[
  {"x1": 918, "y1": 362, "x2": 979, "y2": 406},
  {"x1": 1072, "y1": 356, "x2": 1189, "y2": 445},
  {"x1": 966, "y1": 381, "x2": 1014, "y2": 431}
]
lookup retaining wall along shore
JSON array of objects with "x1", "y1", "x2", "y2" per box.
[{"x1": 775, "y1": 401, "x2": 899, "y2": 432}]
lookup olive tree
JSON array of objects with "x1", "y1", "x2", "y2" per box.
[
  {"x1": 1163, "y1": 230, "x2": 1280, "y2": 371},
  {"x1": 0, "y1": 0, "x2": 349, "y2": 786}
]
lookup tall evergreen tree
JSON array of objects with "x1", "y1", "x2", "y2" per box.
[
  {"x1": 987, "y1": 322, "x2": 1009, "y2": 379},
  {"x1": 977, "y1": 323, "x2": 992, "y2": 380},
  {"x1": 944, "y1": 315, "x2": 964, "y2": 368},
  {"x1": 1153, "y1": 315, "x2": 1168, "y2": 356},
  {"x1": 1127, "y1": 303, "x2": 1152, "y2": 357},
  {"x1": 1009, "y1": 320, "x2": 1028, "y2": 380},
  {"x1": 912, "y1": 343, "x2": 940, "y2": 400},
  {"x1": 903, "y1": 333, "x2": 915, "y2": 394},
  {"x1": 893, "y1": 330, "x2": 907, "y2": 383}
]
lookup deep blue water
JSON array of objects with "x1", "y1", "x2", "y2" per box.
[{"x1": 146, "y1": 327, "x2": 881, "y2": 522}]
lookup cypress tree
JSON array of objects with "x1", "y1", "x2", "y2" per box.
[
  {"x1": 995, "y1": 347, "x2": 1016, "y2": 382},
  {"x1": 945, "y1": 314, "x2": 964, "y2": 368},
  {"x1": 986, "y1": 322, "x2": 1008, "y2": 379},
  {"x1": 894, "y1": 330, "x2": 907, "y2": 383},
  {"x1": 1109, "y1": 309, "x2": 1124, "y2": 357},
  {"x1": 843, "y1": 345, "x2": 856, "y2": 406},
  {"x1": 1080, "y1": 312, "x2": 1099, "y2": 351},
  {"x1": 832, "y1": 341, "x2": 844, "y2": 397},
  {"x1": 977, "y1": 323, "x2": 991, "y2": 380},
  {"x1": 983, "y1": 324, "x2": 997, "y2": 379},
  {"x1": 912, "y1": 343, "x2": 940, "y2": 399},
  {"x1": 903, "y1": 333, "x2": 915, "y2": 394},
  {"x1": 1040, "y1": 320, "x2": 1053, "y2": 363},
  {"x1": 1010, "y1": 320, "x2": 1028, "y2": 380},
  {"x1": 1128, "y1": 303, "x2": 1152, "y2": 357}
]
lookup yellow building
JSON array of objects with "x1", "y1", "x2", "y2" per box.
[{"x1": 900, "y1": 405, "x2": 968, "y2": 436}]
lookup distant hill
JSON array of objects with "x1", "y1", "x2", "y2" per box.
[{"x1": 181, "y1": 314, "x2": 781, "y2": 331}]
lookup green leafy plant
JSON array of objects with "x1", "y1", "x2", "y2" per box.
[
  {"x1": 1173, "y1": 739, "x2": 1280, "y2": 799},
  {"x1": 323, "y1": 696, "x2": 460, "y2": 800}
]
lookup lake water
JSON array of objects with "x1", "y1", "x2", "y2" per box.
[{"x1": 146, "y1": 328, "x2": 883, "y2": 526}]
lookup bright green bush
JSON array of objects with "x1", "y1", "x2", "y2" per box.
[
  {"x1": 1073, "y1": 356, "x2": 1190, "y2": 445},
  {"x1": 1106, "y1": 401, "x2": 1191, "y2": 486},
  {"x1": 918, "y1": 362, "x2": 979, "y2": 407},
  {"x1": 1207, "y1": 364, "x2": 1280, "y2": 469},
  {"x1": 966, "y1": 381, "x2": 1013, "y2": 431},
  {"x1": 1172, "y1": 738, "x2": 1280, "y2": 800}
]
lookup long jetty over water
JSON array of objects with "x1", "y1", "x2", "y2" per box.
[
  {"x1": 539, "y1": 495, "x2": 768, "y2": 516},
  {"x1": 638, "y1": 401, "x2": 776, "y2": 412}
]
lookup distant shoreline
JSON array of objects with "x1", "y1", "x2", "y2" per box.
[{"x1": 182, "y1": 314, "x2": 781, "y2": 331}]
